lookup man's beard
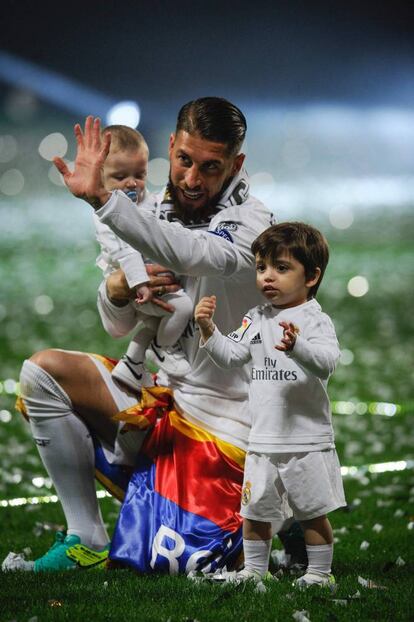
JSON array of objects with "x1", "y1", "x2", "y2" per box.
[{"x1": 166, "y1": 174, "x2": 232, "y2": 225}]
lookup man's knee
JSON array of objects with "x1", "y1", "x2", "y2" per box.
[
  {"x1": 19, "y1": 357, "x2": 73, "y2": 418},
  {"x1": 29, "y1": 349, "x2": 68, "y2": 383}
]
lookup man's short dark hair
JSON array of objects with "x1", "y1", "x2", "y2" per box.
[
  {"x1": 251, "y1": 222, "x2": 330, "y2": 298},
  {"x1": 176, "y1": 97, "x2": 247, "y2": 156}
]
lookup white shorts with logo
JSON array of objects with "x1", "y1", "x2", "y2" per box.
[{"x1": 240, "y1": 449, "x2": 346, "y2": 523}]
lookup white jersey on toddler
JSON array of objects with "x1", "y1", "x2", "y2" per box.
[{"x1": 202, "y1": 297, "x2": 346, "y2": 521}]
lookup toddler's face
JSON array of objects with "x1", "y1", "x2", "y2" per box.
[
  {"x1": 103, "y1": 147, "x2": 148, "y2": 203},
  {"x1": 255, "y1": 252, "x2": 319, "y2": 309}
]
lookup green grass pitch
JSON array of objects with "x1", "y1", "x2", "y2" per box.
[{"x1": 0, "y1": 205, "x2": 413, "y2": 621}]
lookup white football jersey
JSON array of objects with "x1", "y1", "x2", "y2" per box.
[{"x1": 97, "y1": 169, "x2": 274, "y2": 449}]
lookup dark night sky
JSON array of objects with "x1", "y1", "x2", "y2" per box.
[{"x1": 2, "y1": 0, "x2": 414, "y2": 109}]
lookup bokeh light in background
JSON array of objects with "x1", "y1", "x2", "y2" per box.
[
  {"x1": 347, "y1": 276, "x2": 370, "y2": 298},
  {"x1": 38, "y1": 132, "x2": 68, "y2": 161},
  {"x1": 0, "y1": 168, "x2": 24, "y2": 195},
  {"x1": 106, "y1": 101, "x2": 141, "y2": 128},
  {"x1": 147, "y1": 158, "x2": 170, "y2": 187}
]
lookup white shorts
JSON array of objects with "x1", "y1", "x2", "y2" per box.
[
  {"x1": 240, "y1": 449, "x2": 346, "y2": 523},
  {"x1": 89, "y1": 355, "x2": 148, "y2": 466}
]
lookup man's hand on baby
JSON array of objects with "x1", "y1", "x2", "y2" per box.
[
  {"x1": 275, "y1": 321, "x2": 300, "y2": 352},
  {"x1": 106, "y1": 269, "x2": 138, "y2": 306},
  {"x1": 146, "y1": 264, "x2": 181, "y2": 312}
]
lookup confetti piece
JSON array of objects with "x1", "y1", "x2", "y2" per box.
[
  {"x1": 333, "y1": 599, "x2": 348, "y2": 606},
  {"x1": 1, "y1": 552, "x2": 34, "y2": 572},
  {"x1": 372, "y1": 523, "x2": 383, "y2": 533},
  {"x1": 353, "y1": 498, "x2": 362, "y2": 506},
  {"x1": 394, "y1": 509, "x2": 404, "y2": 518},
  {"x1": 255, "y1": 581, "x2": 267, "y2": 593},
  {"x1": 358, "y1": 576, "x2": 387, "y2": 590},
  {"x1": 376, "y1": 499, "x2": 392, "y2": 508},
  {"x1": 292, "y1": 611, "x2": 311, "y2": 622},
  {"x1": 395, "y1": 556, "x2": 406, "y2": 567},
  {"x1": 360, "y1": 541, "x2": 370, "y2": 550},
  {"x1": 334, "y1": 527, "x2": 349, "y2": 535},
  {"x1": 407, "y1": 522, "x2": 414, "y2": 530},
  {"x1": 103, "y1": 581, "x2": 109, "y2": 589}
]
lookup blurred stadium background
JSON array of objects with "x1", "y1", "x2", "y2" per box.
[
  {"x1": 0, "y1": 2, "x2": 413, "y2": 611},
  {"x1": 0, "y1": 0, "x2": 414, "y2": 621}
]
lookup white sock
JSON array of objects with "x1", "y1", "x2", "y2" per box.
[
  {"x1": 243, "y1": 539, "x2": 272, "y2": 576},
  {"x1": 20, "y1": 360, "x2": 109, "y2": 550},
  {"x1": 305, "y1": 543, "x2": 333, "y2": 575}
]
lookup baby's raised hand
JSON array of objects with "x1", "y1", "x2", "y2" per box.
[{"x1": 275, "y1": 321, "x2": 300, "y2": 352}]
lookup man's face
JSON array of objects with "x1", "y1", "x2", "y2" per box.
[
  {"x1": 168, "y1": 131, "x2": 245, "y2": 217},
  {"x1": 103, "y1": 147, "x2": 148, "y2": 202}
]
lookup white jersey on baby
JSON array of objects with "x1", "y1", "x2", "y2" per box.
[
  {"x1": 94, "y1": 206, "x2": 149, "y2": 289},
  {"x1": 202, "y1": 298, "x2": 341, "y2": 453},
  {"x1": 96, "y1": 168, "x2": 273, "y2": 450}
]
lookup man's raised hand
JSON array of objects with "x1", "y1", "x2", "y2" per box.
[{"x1": 53, "y1": 116, "x2": 112, "y2": 209}]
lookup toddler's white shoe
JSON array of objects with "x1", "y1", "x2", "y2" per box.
[{"x1": 294, "y1": 571, "x2": 336, "y2": 590}]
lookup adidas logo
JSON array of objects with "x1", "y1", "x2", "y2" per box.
[{"x1": 250, "y1": 332, "x2": 262, "y2": 344}]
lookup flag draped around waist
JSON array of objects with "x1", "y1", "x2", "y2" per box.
[{"x1": 109, "y1": 386, "x2": 245, "y2": 574}]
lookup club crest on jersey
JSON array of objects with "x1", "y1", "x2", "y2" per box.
[
  {"x1": 227, "y1": 316, "x2": 252, "y2": 342},
  {"x1": 215, "y1": 221, "x2": 238, "y2": 233},
  {"x1": 241, "y1": 481, "x2": 252, "y2": 506}
]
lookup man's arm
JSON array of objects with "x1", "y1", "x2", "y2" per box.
[
  {"x1": 97, "y1": 192, "x2": 270, "y2": 279},
  {"x1": 55, "y1": 116, "x2": 271, "y2": 279}
]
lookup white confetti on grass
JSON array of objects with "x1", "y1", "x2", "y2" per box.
[
  {"x1": 372, "y1": 523, "x2": 383, "y2": 533},
  {"x1": 293, "y1": 611, "x2": 311, "y2": 622},
  {"x1": 360, "y1": 541, "x2": 370, "y2": 550}
]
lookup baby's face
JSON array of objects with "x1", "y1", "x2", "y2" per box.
[{"x1": 103, "y1": 147, "x2": 148, "y2": 203}]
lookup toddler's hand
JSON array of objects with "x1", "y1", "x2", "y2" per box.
[
  {"x1": 135, "y1": 283, "x2": 152, "y2": 305},
  {"x1": 195, "y1": 296, "x2": 216, "y2": 327},
  {"x1": 195, "y1": 296, "x2": 216, "y2": 342},
  {"x1": 275, "y1": 321, "x2": 300, "y2": 352}
]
